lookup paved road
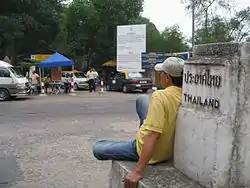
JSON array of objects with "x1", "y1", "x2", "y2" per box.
[{"x1": 0, "y1": 92, "x2": 142, "y2": 188}]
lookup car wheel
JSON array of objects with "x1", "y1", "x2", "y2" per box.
[
  {"x1": 122, "y1": 85, "x2": 128, "y2": 93},
  {"x1": 74, "y1": 83, "x2": 79, "y2": 90},
  {"x1": 142, "y1": 89, "x2": 148, "y2": 93},
  {"x1": 106, "y1": 84, "x2": 111, "y2": 91},
  {"x1": 0, "y1": 89, "x2": 10, "y2": 101}
]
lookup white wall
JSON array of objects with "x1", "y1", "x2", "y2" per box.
[{"x1": 174, "y1": 42, "x2": 250, "y2": 188}]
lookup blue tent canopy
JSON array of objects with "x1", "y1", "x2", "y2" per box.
[{"x1": 39, "y1": 52, "x2": 74, "y2": 68}]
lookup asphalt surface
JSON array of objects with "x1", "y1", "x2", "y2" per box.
[{"x1": 0, "y1": 91, "x2": 142, "y2": 188}]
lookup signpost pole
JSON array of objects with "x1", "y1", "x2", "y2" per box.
[{"x1": 192, "y1": 0, "x2": 195, "y2": 50}]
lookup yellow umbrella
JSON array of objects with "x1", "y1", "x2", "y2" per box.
[{"x1": 102, "y1": 60, "x2": 116, "y2": 67}]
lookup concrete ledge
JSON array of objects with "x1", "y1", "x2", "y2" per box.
[
  {"x1": 193, "y1": 42, "x2": 241, "y2": 57},
  {"x1": 109, "y1": 161, "x2": 204, "y2": 188}
]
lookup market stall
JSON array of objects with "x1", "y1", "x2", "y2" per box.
[{"x1": 38, "y1": 52, "x2": 74, "y2": 94}]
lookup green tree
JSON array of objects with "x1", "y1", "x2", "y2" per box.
[
  {"x1": 131, "y1": 17, "x2": 190, "y2": 53},
  {"x1": 0, "y1": 0, "x2": 64, "y2": 64},
  {"x1": 228, "y1": 7, "x2": 250, "y2": 42},
  {"x1": 195, "y1": 16, "x2": 233, "y2": 44},
  {"x1": 134, "y1": 16, "x2": 163, "y2": 52},
  {"x1": 61, "y1": 0, "x2": 144, "y2": 69},
  {"x1": 195, "y1": 8, "x2": 250, "y2": 44},
  {"x1": 183, "y1": 0, "x2": 233, "y2": 30},
  {"x1": 161, "y1": 26, "x2": 190, "y2": 52},
  {"x1": 183, "y1": 0, "x2": 250, "y2": 44}
]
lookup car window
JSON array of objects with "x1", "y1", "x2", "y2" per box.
[
  {"x1": 9, "y1": 67, "x2": 23, "y2": 78},
  {"x1": 115, "y1": 72, "x2": 125, "y2": 79},
  {"x1": 0, "y1": 67, "x2": 10, "y2": 77},
  {"x1": 128, "y1": 72, "x2": 143, "y2": 78},
  {"x1": 74, "y1": 72, "x2": 85, "y2": 78}
]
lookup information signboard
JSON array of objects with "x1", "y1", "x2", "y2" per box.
[
  {"x1": 141, "y1": 52, "x2": 164, "y2": 69},
  {"x1": 117, "y1": 24, "x2": 146, "y2": 72},
  {"x1": 142, "y1": 52, "x2": 191, "y2": 69},
  {"x1": 31, "y1": 54, "x2": 52, "y2": 62}
]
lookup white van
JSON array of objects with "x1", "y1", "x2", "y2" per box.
[{"x1": 0, "y1": 61, "x2": 29, "y2": 101}]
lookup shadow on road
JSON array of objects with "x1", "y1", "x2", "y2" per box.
[
  {"x1": 0, "y1": 97, "x2": 37, "y2": 103},
  {"x1": 106, "y1": 90, "x2": 153, "y2": 95},
  {"x1": 9, "y1": 97, "x2": 35, "y2": 102}
]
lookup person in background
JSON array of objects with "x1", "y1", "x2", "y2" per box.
[
  {"x1": 86, "y1": 68, "x2": 96, "y2": 92},
  {"x1": 93, "y1": 69, "x2": 99, "y2": 86},
  {"x1": 92, "y1": 57, "x2": 184, "y2": 188},
  {"x1": 44, "y1": 75, "x2": 51, "y2": 94},
  {"x1": 67, "y1": 73, "x2": 73, "y2": 93},
  {"x1": 31, "y1": 71, "x2": 40, "y2": 94}
]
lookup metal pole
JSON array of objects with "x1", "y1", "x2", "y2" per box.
[
  {"x1": 39, "y1": 67, "x2": 42, "y2": 85},
  {"x1": 192, "y1": 0, "x2": 195, "y2": 50}
]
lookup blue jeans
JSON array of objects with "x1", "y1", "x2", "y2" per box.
[{"x1": 93, "y1": 94, "x2": 150, "y2": 161}]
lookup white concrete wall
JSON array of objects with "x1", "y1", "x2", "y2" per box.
[
  {"x1": 238, "y1": 43, "x2": 250, "y2": 186},
  {"x1": 174, "y1": 43, "x2": 250, "y2": 188}
]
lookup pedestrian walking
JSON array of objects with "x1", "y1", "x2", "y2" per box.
[
  {"x1": 86, "y1": 68, "x2": 96, "y2": 92},
  {"x1": 31, "y1": 71, "x2": 40, "y2": 94},
  {"x1": 93, "y1": 68, "x2": 99, "y2": 86},
  {"x1": 44, "y1": 75, "x2": 51, "y2": 94}
]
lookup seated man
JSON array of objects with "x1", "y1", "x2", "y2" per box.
[{"x1": 92, "y1": 57, "x2": 184, "y2": 187}]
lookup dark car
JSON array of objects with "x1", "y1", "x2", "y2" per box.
[{"x1": 106, "y1": 71, "x2": 153, "y2": 93}]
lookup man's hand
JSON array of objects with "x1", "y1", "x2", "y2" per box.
[
  {"x1": 123, "y1": 132, "x2": 160, "y2": 188},
  {"x1": 123, "y1": 170, "x2": 142, "y2": 188}
]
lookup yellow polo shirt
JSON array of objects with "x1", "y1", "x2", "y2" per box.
[{"x1": 135, "y1": 86, "x2": 182, "y2": 164}]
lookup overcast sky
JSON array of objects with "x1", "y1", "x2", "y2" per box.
[{"x1": 142, "y1": 0, "x2": 249, "y2": 37}]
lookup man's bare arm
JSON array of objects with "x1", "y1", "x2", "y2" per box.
[
  {"x1": 134, "y1": 131, "x2": 161, "y2": 173},
  {"x1": 124, "y1": 94, "x2": 164, "y2": 187},
  {"x1": 123, "y1": 132, "x2": 161, "y2": 188}
]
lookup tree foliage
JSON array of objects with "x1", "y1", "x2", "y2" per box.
[
  {"x1": 134, "y1": 17, "x2": 189, "y2": 52},
  {"x1": 59, "y1": 0, "x2": 190, "y2": 68},
  {"x1": 161, "y1": 26, "x2": 190, "y2": 52},
  {"x1": 1, "y1": 0, "x2": 190, "y2": 68},
  {"x1": 58, "y1": 0, "x2": 144, "y2": 68},
  {"x1": 195, "y1": 16, "x2": 233, "y2": 43},
  {"x1": 0, "y1": 0, "x2": 64, "y2": 64},
  {"x1": 229, "y1": 7, "x2": 250, "y2": 42},
  {"x1": 182, "y1": 0, "x2": 250, "y2": 44}
]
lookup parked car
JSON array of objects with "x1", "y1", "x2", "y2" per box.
[
  {"x1": 61, "y1": 70, "x2": 88, "y2": 90},
  {"x1": 106, "y1": 71, "x2": 153, "y2": 93}
]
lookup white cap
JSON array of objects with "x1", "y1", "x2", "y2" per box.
[{"x1": 154, "y1": 57, "x2": 184, "y2": 77}]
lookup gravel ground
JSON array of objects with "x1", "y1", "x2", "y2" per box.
[{"x1": 0, "y1": 92, "x2": 142, "y2": 188}]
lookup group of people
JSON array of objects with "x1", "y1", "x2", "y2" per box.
[
  {"x1": 92, "y1": 56, "x2": 184, "y2": 188},
  {"x1": 29, "y1": 71, "x2": 74, "y2": 95},
  {"x1": 29, "y1": 68, "x2": 100, "y2": 94}
]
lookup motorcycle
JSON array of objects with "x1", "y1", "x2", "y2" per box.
[{"x1": 27, "y1": 82, "x2": 38, "y2": 96}]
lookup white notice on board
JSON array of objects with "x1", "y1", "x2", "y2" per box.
[{"x1": 117, "y1": 24, "x2": 146, "y2": 72}]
